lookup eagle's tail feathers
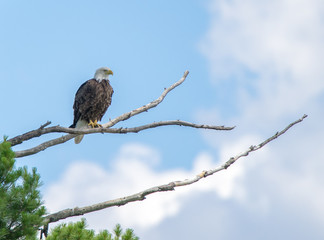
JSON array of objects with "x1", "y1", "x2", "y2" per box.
[{"x1": 74, "y1": 119, "x2": 88, "y2": 144}]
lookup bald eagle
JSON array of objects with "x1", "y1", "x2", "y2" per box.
[{"x1": 70, "y1": 67, "x2": 114, "y2": 144}]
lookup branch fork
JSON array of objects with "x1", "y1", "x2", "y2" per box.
[{"x1": 8, "y1": 71, "x2": 235, "y2": 158}]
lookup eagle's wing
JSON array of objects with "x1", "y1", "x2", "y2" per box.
[{"x1": 71, "y1": 79, "x2": 95, "y2": 127}]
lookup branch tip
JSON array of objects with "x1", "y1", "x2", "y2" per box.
[{"x1": 40, "y1": 121, "x2": 51, "y2": 129}]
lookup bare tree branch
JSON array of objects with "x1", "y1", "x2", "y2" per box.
[
  {"x1": 101, "y1": 70, "x2": 190, "y2": 128},
  {"x1": 10, "y1": 71, "x2": 235, "y2": 158},
  {"x1": 14, "y1": 134, "x2": 76, "y2": 158},
  {"x1": 13, "y1": 120, "x2": 235, "y2": 141},
  {"x1": 9, "y1": 71, "x2": 190, "y2": 147},
  {"x1": 14, "y1": 120, "x2": 234, "y2": 158},
  {"x1": 9, "y1": 121, "x2": 52, "y2": 146},
  {"x1": 43, "y1": 114, "x2": 307, "y2": 225}
]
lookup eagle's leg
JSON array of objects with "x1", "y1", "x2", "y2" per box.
[
  {"x1": 88, "y1": 119, "x2": 102, "y2": 128},
  {"x1": 88, "y1": 120, "x2": 95, "y2": 128}
]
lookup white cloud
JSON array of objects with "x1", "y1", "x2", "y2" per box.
[
  {"x1": 44, "y1": 142, "x2": 247, "y2": 232},
  {"x1": 195, "y1": 0, "x2": 324, "y2": 238},
  {"x1": 200, "y1": 0, "x2": 324, "y2": 121}
]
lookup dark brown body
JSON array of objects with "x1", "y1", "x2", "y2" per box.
[{"x1": 70, "y1": 79, "x2": 113, "y2": 128}]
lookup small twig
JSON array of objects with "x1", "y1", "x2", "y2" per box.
[
  {"x1": 43, "y1": 114, "x2": 307, "y2": 225},
  {"x1": 40, "y1": 121, "x2": 51, "y2": 129},
  {"x1": 8, "y1": 121, "x2": 52, "y2": 146}
]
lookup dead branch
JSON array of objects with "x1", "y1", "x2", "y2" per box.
[
  {"x1": 43, "y1": 114, "x2": 307, "y2": 225},
  {"x1": 9, "y1": 71, "x2": 190, "y2": 147},
  {"x1": 16, "y1": 120, "x2": 235, "y2": 136},
  {"x1": 14, "y1": 121, "x2": 234, "y2": 158},
  {"x1": 101, "y1": 70, "x2": 190, "y2": 128},
  {"x1": 10, "y1": 70, "x2": 235, "y2": 158},
  {"x1": 8, "y1": 121, "x2": 53, "y2": 146},
  {"x1": 14, "y1": 134, "x2": 76, "y2": 158}
]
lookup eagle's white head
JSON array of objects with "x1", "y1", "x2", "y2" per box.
[{"x1": 94, "y1": 67, "x2": 113, "y2": 82}]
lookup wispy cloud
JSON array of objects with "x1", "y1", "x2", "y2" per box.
[
  {"x1": 44, "y1": 142, "x2": 247, "y2": 232},
  {"x1": 200, "y1": 0, "x2": 324, "y2": 121},
  {"x1": 195, "y1": 0, "x2": 324, "y2": 238}
]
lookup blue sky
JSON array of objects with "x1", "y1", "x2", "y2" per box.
[
  {"x1": 1, "y1": 0, "x2": 324, "y2": 239},
  {"x1": 0, "y1": 0, "x2": 213, "y2": 173}
]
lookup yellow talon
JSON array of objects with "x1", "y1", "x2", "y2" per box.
[
  {"x1": 88, "y1": 120, "x2": 94, "y2": 128},
  {"x1": 88, "y1": 120, "x2": 102, "y2": 128}
]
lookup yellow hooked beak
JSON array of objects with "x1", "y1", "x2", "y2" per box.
[{"x1": 107, "y1": 69, "x2": 113, "y2": 75}]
